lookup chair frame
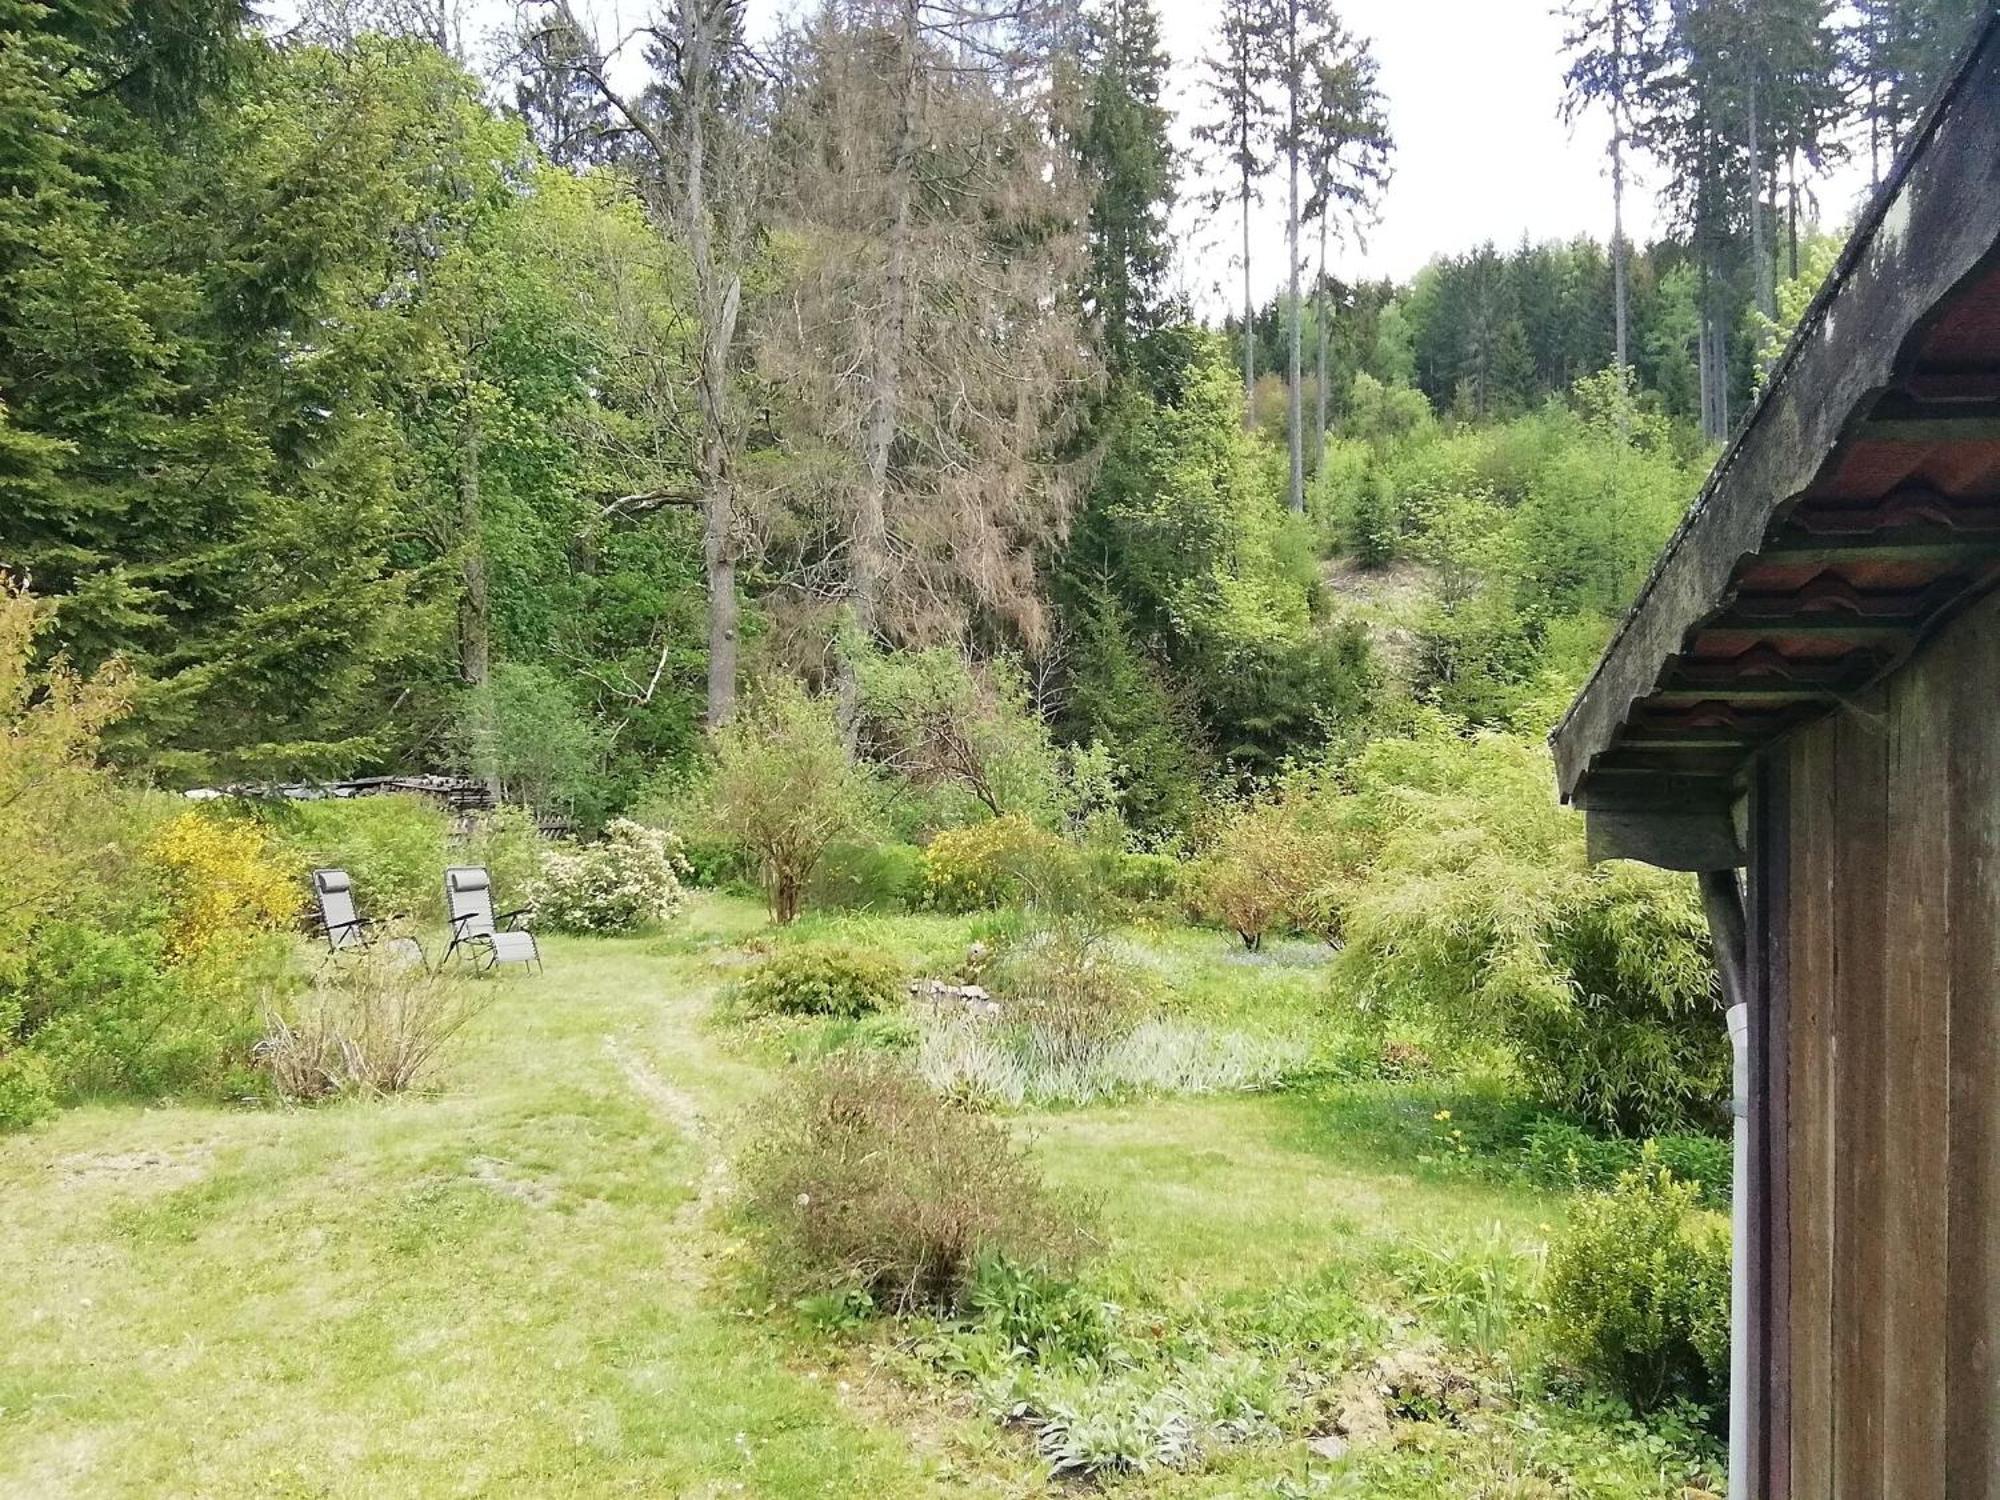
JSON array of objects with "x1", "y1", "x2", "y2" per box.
[
  {"x1": 442, "y1": 866, "x2": 542, "y2": 973},
  {"x1": 310, "y1": 868, "x2": 426, "y2": 968}
]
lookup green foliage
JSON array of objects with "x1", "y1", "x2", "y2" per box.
[
  {"x1": 1389, "y1": 1223, "x2": 1541, "y2": 1358},
  {"x1": 0, "y1": 583, "x2": 287, "y2": 1125},
  {"x1": 806, "y1": 840, "x2": 924, "y2": 912},
  {"x1": 734, "y1": 1055, "x2": 1087, "y2": 1312},
  {"x1": 1331, "y1": 723, "x2": 1729, "y2": 1135},
  {"x1": 693, "y1": 681, "x2": 877, "y2": 923},
  {"x1": 272, "y1": 795, "x2": 450, "y2": 924},
  {"x1": 919, "y1": 815, "x2": 1067, "y2": 913},
  {"x1": 736, "y1": 943, "x2": 907, "y2": 1020},
  {"x1": 857, "y1": 648, "x2": 1070, "y2": 830},
  {"x1": 1063, "y1": 334, "x2": 1375, "y2": 785},
  {"x1": 529, "y1": 819, "x2": 689, "y2": 934},
  {"x1": 1543, "y1": 1163, "x2": 1731, "y2": 1417},
  {"x1": 1520, "y1": 1118, "x2": 1731, "y2": 1207},
  {"x1": 457, "y1": 664, "x2": 609, "y2": 822}
]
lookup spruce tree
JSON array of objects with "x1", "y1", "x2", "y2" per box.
[
  {"x1": 1077, "y1": 0, "x2": 1178, "y2": 382},
  {"x1": 1195, "y1": 0, "x2": 1274, "y2": 422}
]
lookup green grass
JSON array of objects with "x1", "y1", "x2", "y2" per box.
[{"x1": 0, "y1": 895, "x2": 1708, "y2": 1496}]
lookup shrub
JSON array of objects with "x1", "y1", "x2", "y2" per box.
[
  {"x1": 15, "y1": 922, "x2": 272, "y2": 1103},
  {"x1": 1542, "y1": 1162, "x2": 1730, "y2": 1416},
  {"x1": 272, "y1": 794, "x2": 449, "y2": 923},
  {"x1": 144, "y1": 810, "x2": 303, "y2": 961},
  {"x1": 737, "y1": 943, "x2": 906, "y2": 1019},
  {"x1": 257, "y1": 946, "x2": 488, "y2": 1100},
  {"x1": 807, "y1": 839, "x2": 923, "y2": 911},
  {"x1": 919, "y1": 814, "x2": 1067, "y2": 913},
  {"x1": 1334, "y1": 723, "x2": 1729, "y2": 1135},
  {"x1": 1109, "y1": 851, "x2": 1182, "y2": 907},
  {"x1": 694, "y1": 680, "x2": 877, "y2": 923},
  {"x1": 984, "y1": 921, "x2": 1150, "y2": 1075},
  {"x1": 529, "y1": 818, "x2": 689, "y2": 934},
  {"x1": 1182, "y1": 792, "x2": 1335, "y2": 949},
  {"x1": 735, "y1": 1054, "x2": 1088, "y2": 1312}
]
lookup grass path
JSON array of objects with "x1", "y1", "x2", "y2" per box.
[
  {"x1": 0, "y1": 903, "x2": 1561, "y2": 1497},
  {"x1": 0, "y1": 931, "x2": 944, "y2": 1499}
]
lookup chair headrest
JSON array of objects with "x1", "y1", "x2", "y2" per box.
[
  {"x1": 314, "y1": 869, "x2": 351, "y2": 894},
  {"x1": 446, "y1": 866, "x2": 491, "y2": 894}
]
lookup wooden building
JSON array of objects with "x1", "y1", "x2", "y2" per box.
[{"x1": 1550, "y1": 14, "x2": 2000, "y2": 1497}]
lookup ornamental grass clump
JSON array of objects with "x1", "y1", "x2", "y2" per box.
[
  {"x1": 257, "y1": 945, "x2": 489, "y2": 1100},
  {"x1": 735, "y1": 1054, "x2": 1089, "y2": 1313},
  {"x1": 529, "y1": 818, "x2": 689, "y2": 934}
]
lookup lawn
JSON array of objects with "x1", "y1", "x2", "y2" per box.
[{"x1": 0, "y1": 896, "x2": 1713, "y2": 1498}]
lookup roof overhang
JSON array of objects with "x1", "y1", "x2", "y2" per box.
[{"x1": 1551, "y1": 12, "x2": 2000, "y2": 870}]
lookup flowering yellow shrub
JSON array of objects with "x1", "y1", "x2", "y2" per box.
[
  {"x1": 146, "y1": 811, "x2": 303, "y2": 961},
  {"x1": 919, "y1": 814, "x2": 1064, "y2": 913}
]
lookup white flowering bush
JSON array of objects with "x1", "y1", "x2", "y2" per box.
[{"x1": 530, "y1": 819, "x2": 690, "y2": 934}]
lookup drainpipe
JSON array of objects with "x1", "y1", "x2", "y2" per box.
[{"x1": 1699, "y1": 868, "x2": 1750, "y2": 1500}]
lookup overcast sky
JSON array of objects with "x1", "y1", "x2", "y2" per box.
[{"x1": 278, "y1": 0, "x2": 1877, "y2": 316}]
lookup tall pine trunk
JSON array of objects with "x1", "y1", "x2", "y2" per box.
[
  {"x1": 1285, "y1": 59, "x2": 1304, "y2": 515},
  {"x1": 1749, "y1": 69, "x2": 1773, "y2": 324},
  {"x1": 457, "y1": 394, "x2": 502, "y2": 802},
  {"x1": 1314, "y1": 213, "x2": 1329, "y2": 463},
  {"x1": 1240, "y1": 158, "x2": 1255, "y2": 425},
  {"x1": 1610, "y1": 0, "x2": 1629, "y2": 372}
]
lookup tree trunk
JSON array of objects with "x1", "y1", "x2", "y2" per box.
[
  {"x1": 674, "y1": 0, "x2": 740, "y2": 729},
  {"x1": 1240, "y1": 160, "x2": 1255, "y2": 426},
  {"x1": 457, "y1": 393, "x2": 503, "y2": 803},
  {"x1": 699, "y1": 278, "x2": 741, "y2": 729},
  {"x1": 1748, "y1": 69, "x2": 1773, "y2": 325},
  {"x1": 457, "y1": 399, "x2": 489, "y2": 690},
  {"x1": 1314, "y1": 213, "x2": 1328, "y2": 466},
  {"x1": 1611, "y1": 113, "x2": 1628, "y2": 372},
  {"x1": 851, "y1": 0, "x2": 920, "y2": 694},
  {"x1": 1285, "y1": 57, "x2": 1304, "y2": 515}
]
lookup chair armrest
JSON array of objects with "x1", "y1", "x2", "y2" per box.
[{"x1": 494, "y1": 906, "x2": 535, "y2": 930}]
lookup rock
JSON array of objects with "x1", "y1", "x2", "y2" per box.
[{"x1": 1306, "y1": 1434, "x2": 1348, "y2": 1462}]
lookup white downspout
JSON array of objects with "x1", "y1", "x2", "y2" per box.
[
  {"x1": 1699, "y1": 867, "x2": 1752, "y2": 1500},
  {"x1": 1726, "y1": 999, "x2": 1750, "y2": 1500}
]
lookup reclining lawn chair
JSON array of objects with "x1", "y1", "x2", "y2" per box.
[
  {"x1": 310, "y1": 869, "x2": 426, "y2": 967},
  {"x1": 443, "y1": 866, "x2": 542, "y2": 972}
]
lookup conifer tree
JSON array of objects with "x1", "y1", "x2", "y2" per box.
[
  {"x1": 1560, "y1": 0, "x2": 1658, "y2": 373},
  {"x1": 1195, "y1": 0, "x2": 1275, "y2": 422},
  {"x1": 1076, "y1": 0, "x2": 1179, "y2": 381}
]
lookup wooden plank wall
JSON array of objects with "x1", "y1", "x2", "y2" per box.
[{"x1": 1782, "y1": 587, "x2": 2000, "y2": 1498}]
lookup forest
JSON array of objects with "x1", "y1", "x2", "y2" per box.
[{"x1": 0, "y1": 0, "x2": 1985, "y2": 1494}]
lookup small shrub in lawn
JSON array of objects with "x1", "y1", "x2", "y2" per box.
[
  {"x1": 736, "y1": 942, "x2": 906, "y2": 1019},
  {"x1": 257, "y1": 946, "x2": 489, "y2": 1100},
  {"x1": 734, "y1": 1054, "x2": 1088, "y2": 1312},
  {"x1": 985, "y1": 919, "x2": 1151, "y2": 1075},
  {"x1": 1542, "y1": 1159, "x2": 1730, "y2": 1417},
  {"x1": 529, "y1": 818, "x2": 690, "y2": 934},
  {"x1": 1108, "y1": 851, "x2": 1182, "y2": 907}
]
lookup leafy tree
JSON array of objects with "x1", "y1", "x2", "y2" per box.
[{"x1": 696, "y1": 679, "x2": 876, "y2": 923}]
